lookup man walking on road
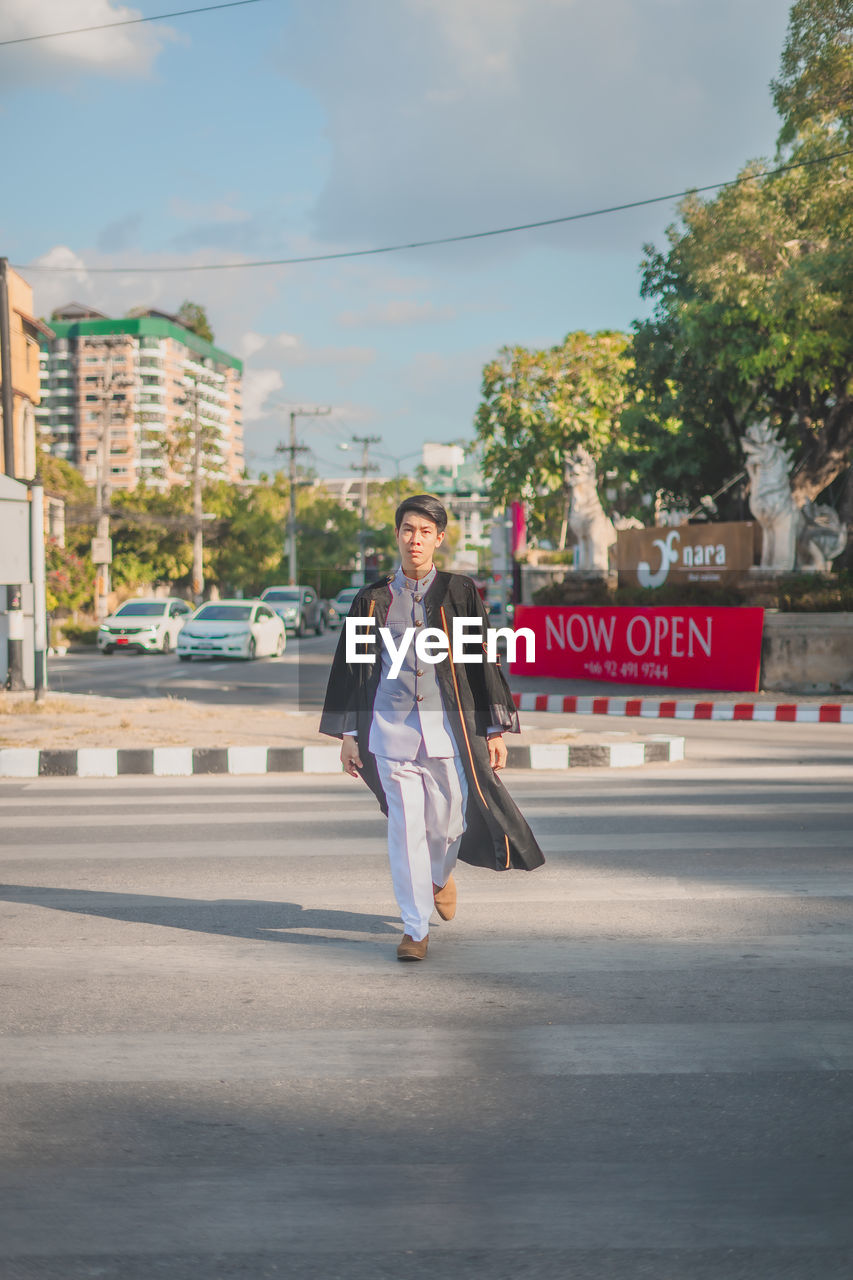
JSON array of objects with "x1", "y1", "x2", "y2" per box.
[{"x1": 320, "y1": 494, "x2": 544, "y2": 962}]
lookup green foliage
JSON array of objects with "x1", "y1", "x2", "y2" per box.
[
  {"x1": 45, "y1": 540, "x2": 95, "y2": 615},
  {"x1": 176, "y1": 301, "x2": 215, "y2": 343},
  {"x1": 36, "y1": 450, "x2": 92, "y2": 504},
  {"x1": 532, "y1": 569, "x2": 853, "y2": 611},
  {"x1": 629, "y1": 131, "x2": 853, "y2": 507},
  {"x1": 772, "y1": 0, "x2": 853, "y2": 144},
  {"x1": 59, "y1": 621, "x2": 98, "y2": 646},
  {"x1": 475, "y1": 331, "x2": 635, "y2": 537},
  {"x1": 776, "y1": 568, "x2": 853, "y2": 610},
  {"x1": 627, "y1": 1, "x2": 853, "y2": 509},
  {"x1": 206, "y1": 476, "x2": 288, "y2": 595},
  {"x1": 110, "y1": 485, "x2": 194, "y2": 588},
  {"x1": 98, "y1": 475, "x2": 376, "y2": 599}
]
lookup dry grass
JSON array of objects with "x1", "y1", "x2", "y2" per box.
[{"x1": 0, "y1": 691, "x2": 327, "y2": 749}]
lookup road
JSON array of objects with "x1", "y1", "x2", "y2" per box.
[
  {"x1": 2, "y1": 754, "x2": 852, "y2": 1278},
  {"x1": 48, "y1": 631, "x2": 338, "y2": 709},
  {"x1": 44, "y1": 639, "x2": 853, "y2": 769}
]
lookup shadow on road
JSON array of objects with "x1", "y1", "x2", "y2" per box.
[{"x1": 0, "y1": 884, "x2": 399, "y2": 946}]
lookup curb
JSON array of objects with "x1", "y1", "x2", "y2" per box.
[
  {"x1": 0, "y1": 736, "x2": 685, "y2": 779},
  {"x1": 512, "y1": 693, "x2": 853, "y2": 724}
]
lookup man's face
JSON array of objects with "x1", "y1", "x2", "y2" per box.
[{"x1": 396, "y1": 511, "x2": 445, "y2": 575}]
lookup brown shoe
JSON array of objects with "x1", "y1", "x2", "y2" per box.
[
  {"x1": 397, "y1": 933, "x2": 429, "y2": 961},
  {"x1": 433, "y1": 873, "x2": 457, "y2": 921}
]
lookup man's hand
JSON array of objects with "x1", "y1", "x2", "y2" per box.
[
  {"x1": 488, "y1": 734, "x2": 507, "y2": 771},
  {"x1": 340, "y1": 736, "x2": 363, "y2": 778}
]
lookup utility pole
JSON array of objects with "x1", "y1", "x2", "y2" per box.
[
  {"x1": 92, "y1": 345, "x2": 125, "y2": 623},
  {"x1": 30, "y1": 475, "x2": 46, "y2": 702},
  {"x1": 189, "y1": 380, "x2": 204, "y2": 603},
  {"x1": 351, "y1": 433, "x2": 381, "y2": 581},
  {"x1": 1, "y1": 257, "x2": 25, "y2": 689},
  {"x1": 278, "y1": 406, "x2": 331, "y2": 585}
]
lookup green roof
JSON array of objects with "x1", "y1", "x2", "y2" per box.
[
  {"x1": 421, "y1": 459, "x2": 484, "y2": 496},
  {"x1": 44, "y1": 316, "x2": 242, "y2": 372}
]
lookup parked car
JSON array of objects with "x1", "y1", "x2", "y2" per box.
[
  {"x1": 260, "y1": 585, "x2": 326, "y2": 635},
  {"x1": 97, "y1": 598, "x2": 193, "y2": 654},
  {"x1": 176, "y1": 600, "x2": 286, "y2": 661},
  {"x1": 327, "y1": 586, "x2": 360, "y2": 628}
]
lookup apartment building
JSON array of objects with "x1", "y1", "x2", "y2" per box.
[
  {"x1": 37, "y1": 305, "x2": 244, "y2": 489},
  {"x1": 0, "y1": 264, "x2": 53, "y2": 478}
]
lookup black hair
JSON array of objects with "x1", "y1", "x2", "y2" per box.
[{"x1": 394, "y1": 493, "x2": 448, "y2": 533}]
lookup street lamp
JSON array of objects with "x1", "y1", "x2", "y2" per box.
[{"x1": 373, "y1": 447, "x2": 423, "y2": 505}]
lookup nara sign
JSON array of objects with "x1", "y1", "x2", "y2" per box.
[
  {"x1": 511, "y1": 605, "x2": 765, "y2": 691},
  {"x1": 616, "y1": 522, "x2": 756, "y2": 589}
]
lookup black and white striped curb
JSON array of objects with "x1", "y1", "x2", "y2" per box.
[{"x1": 0, "y1": 736, "x2": 685, "y2": 778}]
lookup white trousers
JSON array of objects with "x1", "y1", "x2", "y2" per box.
[{"x1": 376, "y1": 747, "x2": 468, "y2": 941}]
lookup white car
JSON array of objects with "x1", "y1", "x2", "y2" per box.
[
  {"x1": 176, "y1": 600, "x2": 286, "y2": 661},
  {"x1": 97, "y1": 598, "x2": 193, "y2": 654}
]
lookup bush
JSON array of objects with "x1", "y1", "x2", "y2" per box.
[
  {"x1": 532, "y1": 571, "x2": 853, "y2": 611},
  {"x1": 776, "y1": 571, "x2": 853, "y2": 612},
  {"x1": 59, "y1": 621, "x2": 98, "y2": 646}
]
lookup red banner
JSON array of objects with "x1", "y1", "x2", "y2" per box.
[{"x1": 511, "y1": 606, "x2": 765, "y2": 691}]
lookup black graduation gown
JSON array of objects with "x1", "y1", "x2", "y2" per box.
[{"x1": 319, "y1": 571, "x2": 545, "y2": 873}]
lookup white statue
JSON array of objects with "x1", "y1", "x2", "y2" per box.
[
  {"x1": 564, "y1": 446, "x2": 616, "y2": 571},
  {"x1": 742, "y1": 422, "x2": 847, "y2": 570}
]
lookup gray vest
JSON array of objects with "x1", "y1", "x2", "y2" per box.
[{"x1": 369, "y1": 566, "x2": 457, "y2": 760}]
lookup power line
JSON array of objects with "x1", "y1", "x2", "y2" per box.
[
  {"x1": 14, "y1": 147, "x2": 853, "y2": 277},
  {"x1": 0, "y1": 0, "x2": 265, "y2": 48}
]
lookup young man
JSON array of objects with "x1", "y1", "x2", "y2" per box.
[{"x1": 320, "y1": 494, "x2": 544, "y2": 961}]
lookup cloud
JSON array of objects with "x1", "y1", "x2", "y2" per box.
[
  {"x1": 242, "y1": 369, "x2": 284, "y2": 423},
  {"x1": 237, "y1": 329, "x2": 375, "y2": 369},
  {"x1": 0, "y1": 0, "x2": 174, "y2": 89},
  {"x1": 275, "y1": 0, "x2": 791, "y2": 257},
  {"x1": 21, "y1": 242, "x2": 285, "y2": 343},
  {"x1": 336, "y1": 299, "x2": 456, "y2": 328},
  {"x1": 96, "y1": 213, "x2": 142, "y2": 254}
]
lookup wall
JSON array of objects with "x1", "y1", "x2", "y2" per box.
[{"x1": 761, "y1": 613, "x2": 853, "y2": 693}]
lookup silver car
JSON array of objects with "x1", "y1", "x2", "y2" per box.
[
  {"x1": 260, "y1": 586, "x2": 326, "y2": 636},
  {"x1": 327, "y1": 586, "x2": 360, "y2": 628}
]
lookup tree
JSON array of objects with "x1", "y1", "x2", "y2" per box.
[
  {"x1": 475, "y1": 331, "x2": 635, "y2": 539},
  {"x1": 628, "y1": 0, "x2": 853, "y2": 510},
  {"x1": 772, "y1": 0, "x2": 853, "y2": 145},
  {"x1": 109, "y1": 485, "x2": 195, "y2": 589},
  {"x1": 205, "y1": 476, "x2": 287, "y2": 595},
  {"x1": 45, "y1": 541, "x2": 95, "y2": 616},
  {"x1": 630, "y1": 142, "x2": 853, "y2": 507},
  {"x1": 176, "y1": 301, "x2": 214, "y2": 343},
  {"x1": 36, "y1": 449, "x2": 92, "y2": 504}
]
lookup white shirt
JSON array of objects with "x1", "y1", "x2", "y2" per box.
[{"x1": 368, "y1": 564, "x2": 458, "y2": 760}]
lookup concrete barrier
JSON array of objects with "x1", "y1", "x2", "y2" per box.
[{"x1": 762, "y1": 612, "x2": 853, "y2": 693}]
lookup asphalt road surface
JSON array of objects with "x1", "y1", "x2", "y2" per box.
[
  {"x1": 2, "y1": 753, "x2": 852, "y2": 1279},
  {"x1": 48, "y1": 630, "x2": 338, "y2": 709}
]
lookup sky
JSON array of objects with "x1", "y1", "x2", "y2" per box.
[{"x1": 1, "y1": 0, "x2": 794, "y2": 480}]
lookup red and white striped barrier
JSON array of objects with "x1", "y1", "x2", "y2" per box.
[{"x1": 512, "y1": 693, "x2": 852, "y2": 724}]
